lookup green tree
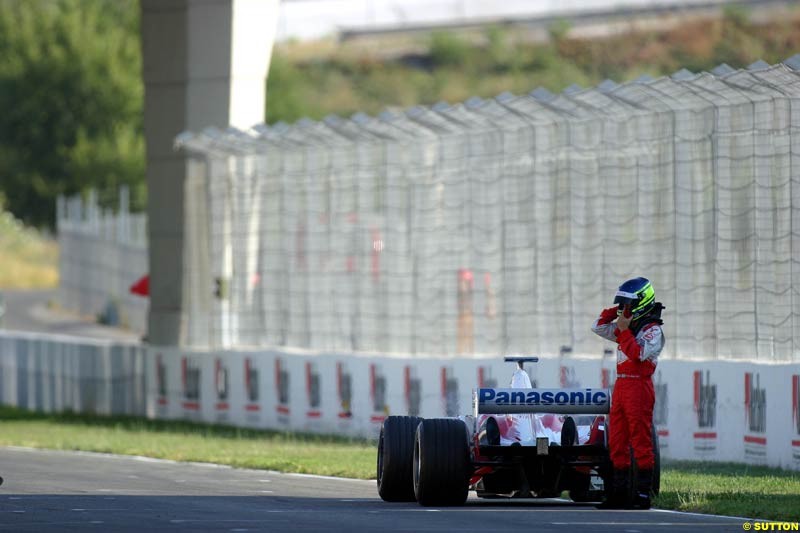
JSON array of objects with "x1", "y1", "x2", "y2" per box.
[
  {"x1": 0, "y1": 0, "x2": 144, "y2": 228},
  {"x1": 266, "y1": 53, "x2": 315, "y2": 124}
]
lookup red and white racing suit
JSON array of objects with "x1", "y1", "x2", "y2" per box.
[{"x1": 592, "y1": 308, "x2": 664, "y2": 470}]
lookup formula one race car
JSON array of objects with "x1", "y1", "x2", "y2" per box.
[{"x1": 377, "y1": 356, "x2": 660, "y2": 506}]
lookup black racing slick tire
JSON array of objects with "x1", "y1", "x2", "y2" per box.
[
  {"x1": 377, "y1": 416, "x2": 422, "y2": 502},
  {"x1": 651, "y1": 424, "x2": 661, "y2": 497},
  {"x1": 413, "y1": 418, "x2": 470, "y2": 506},
  {"x1": 628, "y1": 424, "x2": 661, "y2": 500}
]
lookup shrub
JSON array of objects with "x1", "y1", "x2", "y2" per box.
[{"x1": 429, "y1": 31, "x2": 472, "y2": 68}]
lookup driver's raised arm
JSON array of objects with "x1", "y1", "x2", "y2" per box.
[{"x1": 591, "y1": 306, "x2": 619, "y2": 342}]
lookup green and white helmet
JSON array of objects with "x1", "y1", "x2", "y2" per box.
[{"x1": 613, "y1": 277, "x2": 656, "y2": 320}]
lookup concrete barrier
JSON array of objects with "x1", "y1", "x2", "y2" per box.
[
  {"x1": 146, "y1": 345, "x2": 799, "y2": 470},
  {"x1": 0, "y1": 330, "x2": 796, "y2": 470},
  {"x1": 0, "y1": 332, "x2": 145, "y2": 416}
]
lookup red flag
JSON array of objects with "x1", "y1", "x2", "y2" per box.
[{"x1": 129, "y1": 274, "x2": 149, "y2": 297}]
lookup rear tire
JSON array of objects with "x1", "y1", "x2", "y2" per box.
[
  {"x1": 413, "y1": 418, "x2": 470, "y2": 506},
  {"x1": 377, "y1": 416, "x2": 422, "y2": 502}
]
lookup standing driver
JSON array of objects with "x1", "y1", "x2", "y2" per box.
[{"x1": 591, "y1": 277, "x2": 664, "y2": 509}]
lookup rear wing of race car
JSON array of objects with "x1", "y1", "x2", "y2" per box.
[
  {"x1": 503, "y1": 356, "x2": 539, "y2": 365},
  {"x1": 473, "y1": 387, "x2": 611, "y2": 416}
]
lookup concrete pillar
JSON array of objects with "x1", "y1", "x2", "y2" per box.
[{"x1": 141, "y1": 0, "x2": 278, "y2": 345}]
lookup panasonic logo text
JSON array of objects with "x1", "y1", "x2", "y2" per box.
[{"x1": 476, "y1": 388, "x2": 611, "y2": 415}]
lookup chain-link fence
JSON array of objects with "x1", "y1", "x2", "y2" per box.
[
  {"x1": 57, "y1": 188, "x2": 148, "y2": 334},
  {"x1": 174, "y1": 60, "x2": 800, "y2": 362}
]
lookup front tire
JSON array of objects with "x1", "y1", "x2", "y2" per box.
[
  {"x1": 377, "y1": 416, "x2": 422, "y2": 502},
  {"x1": 651, "y1": 424, "x2": 661, "y2": 496},
  {"x1": 413, "y1": 418, "x2": 470, "y2": 506},
  {"x1": 628, "y1": 423, "x2": 661, "y2": 500}
]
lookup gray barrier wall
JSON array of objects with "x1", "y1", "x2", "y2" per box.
[{"x1": 0, "y1": 331, "x2": 145, "y2": 416}]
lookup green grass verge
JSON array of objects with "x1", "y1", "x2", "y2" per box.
[
  {"x1": 0, "y1": 406, "x2": 375, "y2": 479},
  {"x1": 0, "y1": 406, "x2": 797, "y2": 521},
  {"x1": 655, "y1": 460, "x2": 800, "y2": 522}
]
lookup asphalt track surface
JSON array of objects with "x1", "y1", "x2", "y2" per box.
[
  {"x1": 0, "y1": 289, "x2": 139, "y2": 341},
  {"x1": 0, "y1": 447, "x2": 751, "y2": 532}
]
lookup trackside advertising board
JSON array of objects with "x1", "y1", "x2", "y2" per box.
[
  {"x1": 143, "y1": 347, "x2": 798, "y2": 470},
  {"x1": 1, "y1": 332, "x2": 794, "y2": 469}
]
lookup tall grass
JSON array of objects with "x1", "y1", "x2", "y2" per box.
[{"x1": 0, "y1": 209, "x2": 58, "y2": 288}]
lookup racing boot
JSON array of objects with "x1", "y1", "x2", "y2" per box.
[
  {"x1": 596, "y1": 468, "x2": 629, "y2": 509},
  {"x1": 632, "y1": 469, "x2": 653, "y2": 510}
]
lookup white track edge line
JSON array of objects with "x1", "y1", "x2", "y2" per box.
[
  {"x1": 554, "y1": 497, "x2": 760, "y2": 522},
  {"x1": 651, "y1": 508, "x2": 764, "y2": 522}
]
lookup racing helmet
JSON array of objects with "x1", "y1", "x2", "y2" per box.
[{"x1": 613, "y1": 277, "x2": 656, "y2": 320}]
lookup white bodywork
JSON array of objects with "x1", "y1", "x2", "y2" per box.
[{"x1": 485, "y1": 367, "x2": 592, "y2": 446}]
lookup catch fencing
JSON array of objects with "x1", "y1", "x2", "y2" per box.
[
  {"x1": 57, "y1": 188, "x2": 148, "y2": 335},
  {"x1": 178, "y1": 60, "x2": 800, "y2": 362}
]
